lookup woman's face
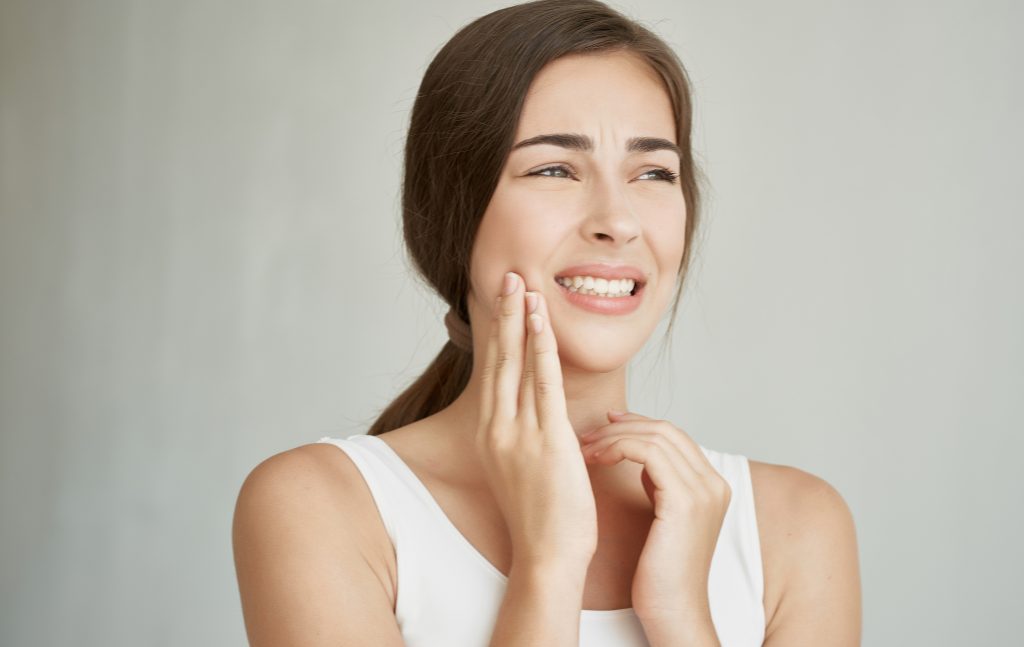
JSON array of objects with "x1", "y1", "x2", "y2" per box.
[{"x1": 469, "y1": 50, "x2": 687, "y2": 372}]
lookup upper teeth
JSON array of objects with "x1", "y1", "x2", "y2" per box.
[{"x1": 556, "y1": 275, "x2": 636, "y2": 297}]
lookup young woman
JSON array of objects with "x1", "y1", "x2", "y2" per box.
[{"x1": 232, "y1": 1, "x2": 862, "y2": 645}]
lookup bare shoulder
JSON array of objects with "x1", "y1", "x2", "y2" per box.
[
  {"x1": 233, "y1": 443, "x2": 368, "y2": 538},
  {"x1": 231, "y1": 443, "x2": 401, "y2": 646},
  {"x1": 748, "y1": 459, "x2": 862, "y2": 645},
  {"x1": 234, "y1": 442, "x2": 384, "y2": 545}
]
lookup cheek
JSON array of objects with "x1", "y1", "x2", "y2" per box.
[
  {"x1": 644, "y1": 202, "x2": 687, "y2": 295},
  {"x1": 471, "y1": 189, "x2": 567, "y2": 297},
  {"x1": 480, "y1": 187, "x2": 570, "y2": 255},
  {"x1": 645, "y1": 194, "x2": 686, "y2": 240}
]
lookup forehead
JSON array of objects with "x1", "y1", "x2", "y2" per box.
[{"x1": 515, "y1": 50, "x2": 676, "y2": 142}]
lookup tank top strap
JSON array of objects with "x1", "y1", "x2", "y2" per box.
[
  {"x1": 699, "y1": 444, "x2": 767, "y2": 644},
  {"x1": 314, "y1": 433, "x2": 508, "y2": 640},
  {"x1": 316, "y1": 433, "x2": 443, "y2": 546}
]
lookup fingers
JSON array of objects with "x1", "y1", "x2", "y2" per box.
[
  {"x1": 528, "y1": 290, "x2": 569, "y2": 430},
  {"x1": 584, "y1": 432, "x2": 701, "y2": 493},
  {"x1": 604, "y1": 413, "x2": 716, "y2": 478},
  {"x1": 518, "y1": 290, "x2": 540, "y2": 425},
  {"x1": 585, "y1": 438, "x2": 690, "y2": 506},
  {"x1": 478, "y1": 272, "x2": 567, "y2": 438},
  {"x1": 492, "y1": 272, "x2": 526, "y2": 422},
  {"x1": 478, "y1": 295, "x2": 501, "y2": 428}
]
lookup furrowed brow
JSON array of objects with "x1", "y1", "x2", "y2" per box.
[
  {"x1": 511, "y1": 133, "x2": 592, "y2": 152},
  {"x1": 626, "y1": 136, "x2": 682, "y2": 160},
  {"x1": 511, "y1": 133, "x2": 681, "y2": 160}
]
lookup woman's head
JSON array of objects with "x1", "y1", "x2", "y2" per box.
[
  {"x1": 470, "y1": 49, "x2": 687, "y2": 375},
  {"x1": 368, "y1": 0, "x2": 704, "y2": 436}
]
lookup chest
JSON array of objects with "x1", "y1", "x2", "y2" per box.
[
  {"x1": 371, "y1": 450, "x2": 660, "y2": 612},
  {"x1": 364, "y1": 433, "x2": 779, "y2": 625}
]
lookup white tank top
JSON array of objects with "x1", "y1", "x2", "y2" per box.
[{"x1": 316, "y1": 433, "x2": 765, "y2": 646}]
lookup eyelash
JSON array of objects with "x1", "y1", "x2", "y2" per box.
[{"x1": 528, "y1": 164, "x2": 679, "y2": 184}]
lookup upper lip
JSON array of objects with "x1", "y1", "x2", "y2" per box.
[{"x1": 554, "y1": 263, "x2": 648, "y2": 285}]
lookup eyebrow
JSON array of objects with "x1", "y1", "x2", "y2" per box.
[{"x1": 510, "y1": 132, "x2": 682, "y2": 159}]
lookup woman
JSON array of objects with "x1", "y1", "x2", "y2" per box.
[{"x1": 232, "y1": 1, "x2": 862, "y2": 645}]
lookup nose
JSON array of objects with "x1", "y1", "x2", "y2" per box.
[{"x1": 581, "y1": 175, "x2": 641, "y2": 246}]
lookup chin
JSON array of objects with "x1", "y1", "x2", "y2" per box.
[{"x1": 553, "y1": 334, "x2": 642, "y2": 374}]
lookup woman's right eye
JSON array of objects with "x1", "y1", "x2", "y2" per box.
[{"x1": 528, "y1": 165, "x2": 574, "y2": 179}]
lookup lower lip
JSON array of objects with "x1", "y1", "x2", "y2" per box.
[{"x1": 553, "y1": 279, "x2": 645, "y2": 315}]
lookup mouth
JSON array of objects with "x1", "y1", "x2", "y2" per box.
[
  {"x1": 552, "y1": 275, "x2": 645, "y2": 297},
  {"x1": 551, "y1": 274, "x2": 647, "y2": 315},
  {"x1": 551, "y1": 263, "x2": 648, "y2": 296}
]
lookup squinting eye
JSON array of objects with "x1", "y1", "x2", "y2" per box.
[
  {"x1": 638, "y1": 168, "x2": 680, "y2": 183},
  {"x1": 528, "y1": 165, "x2": 679, "y2": 184},
  {"x1": 529, "y1": 165, "x2": 574, "y2": 179}
]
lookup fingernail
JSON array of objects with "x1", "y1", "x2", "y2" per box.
[
  {"x1": 502, "y1": 272, "x2": 517, "y2": 295},
  {"x1": 525, "y1": 292, "x2": 538, "y2": 313},
  {"x1": 608, "y1": 409, "x2": 626, "y2": 417}
]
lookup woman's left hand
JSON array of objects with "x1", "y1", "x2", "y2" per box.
[{"x1": 579, "y1": 410, "x2": 732, "y2": 624}]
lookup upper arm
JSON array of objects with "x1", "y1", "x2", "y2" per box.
[
  {"x1": 762, "y1": 467, "x2": 862, "y2": 647},
  {"x1": 232, "y1": 446, "x2": 404, "y2": 647}
]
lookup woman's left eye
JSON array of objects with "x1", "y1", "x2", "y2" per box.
[
  {"x1": 528, "y1": 165, "x2": 678, "y2": 184},
  {"x1": 638, "y1": 168, "x2": 679, "y2": 183}
]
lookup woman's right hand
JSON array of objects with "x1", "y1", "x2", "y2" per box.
[{"x1": 476, "y1": 271, "x2": 598, "y2": 573}]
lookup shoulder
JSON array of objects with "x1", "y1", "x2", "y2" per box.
[
  {"x1": 748, "y1": 459, "x2": 862, "y2": 644},
  {"x1": 233, "y1": 442, "x2": 358, "y2": 517},
  {"x1": 231, "y1": 442, "x2": 405, "y2": 644},
  {"x1": 747, "y1": 459, "x2": 855, "y2": 529},
  {"x1": 232, "y1": 443, "x2": 399, "y2": 620},
  {"x1": 233, "y1": 440, "x2": 396, "y2": 568},
  {"x1": 232, "y1": 443, "x2": 369, "y2": 575}
]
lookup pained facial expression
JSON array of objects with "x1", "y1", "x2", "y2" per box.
[{"x1": 468, "y1": 50, "x2": 687, "y2": 372}]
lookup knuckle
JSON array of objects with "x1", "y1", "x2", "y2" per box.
[
  {"x1": 498, "y1": 301, "x2": 519, "y2": 320},
  {"x1": 487, "y1": 430, "x2": 515, "y2": 454},
  {"x1": 535, "y1": 379, "x2": 559, "y2": 398},
  {"x1": 533, "y1": 345, "x2": 555, "y2": 360},
  {"x1": 481, "y1": 421, "x2": 505, "y2": 440},
  {"x1": 704, "y1": 474, "x2": 730, "y2": 500},
  {"x1": 476, "y1": 431, "x2": 502, "y2": 455},
  {"x1": 494, "y1": 350, "x2": 515, "y2": 372},
  {"x1": 649, "y1": 435, "x2": 669, "y2": 449}
]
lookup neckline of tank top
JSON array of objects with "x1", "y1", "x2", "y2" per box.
[{"x1": 336, "y1": 433, "x2": 639, "y2": 618}]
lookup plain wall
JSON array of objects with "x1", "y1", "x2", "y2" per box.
[{"x1": 1, "y1": 0, "x2": 1020, "y2": 644}]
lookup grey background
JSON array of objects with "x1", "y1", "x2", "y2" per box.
[{"x1": 1, "y1": 0, "x2": 1020, "y2": 644}]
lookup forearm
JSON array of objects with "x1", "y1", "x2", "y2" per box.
[{"x1": 488, "y1": 561, "x2": 588, "y2": 647}]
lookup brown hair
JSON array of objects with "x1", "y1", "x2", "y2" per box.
[{"x1": 367, "y1": 0, "x2": 706, "y2": 436}]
